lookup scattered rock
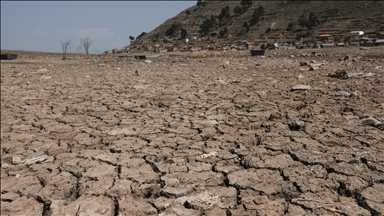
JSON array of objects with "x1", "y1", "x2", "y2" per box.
[
  {"x1": 349, "y1": 72, "x2": 375, "y2": 78},
  {"x1": 40, "y1": 75, "x2": 52, "y2": 80},
  {"x1": 203, "y1": 120, "x2": 218, "y2": 126},
  {"x1": 12, "y1": 157, "x2": 21, "y2": 165},
  {"x1": 291, "y1": 84, "x2": 312, "y2": 91},
  {"x1": 334, "y1": 91, "x2": 351, "y2": 99},
  {"x1": 199, "y1": 114, "x2": 213, "y2": 120},
  {"x1": 211, "y1": 77, "x2": 227, "y2": 86},
  {"x1": 358, "y1": 117, "x2": 383, "y2": 129},
  {"x1": 1, "y1": 163, "x2": 10, "y2": 169},
  {"x1": 300, "y1": 61, "x2": 307, "y2": 66},
  {"x1": 309, "y1": 66, "x2": 318, "y2": 71},
  {"x1": 328, "y1": 69, "x2": 348, "y2": 79},
  {"x1": 22, "y1": 155, "x2": 48, "y2": 166}
]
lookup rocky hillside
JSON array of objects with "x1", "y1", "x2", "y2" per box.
[{"x1": 127, "y1": 0, "x2": 384, "y2": 49}]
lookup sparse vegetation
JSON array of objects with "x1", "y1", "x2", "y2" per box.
[
  {"x1": 137, "y1": 32, "x2": 147, "y2": 39},
  {"x1": 197, "y1": 0, "x2": 206, "y2": 7},
  {"x1": 181, "y1": 28, "x2": 188, "y2": 39},
  {"x1": 344, "y1": 36, "x2": 351, "y2": 43},
  {"x1": 124, "y1": 1, "x2": 381, "y2": 50},
  {"x1": 233, "y1": 5, "x2": 247, "y2": 16},
  {"x1": 60, "y1": 40, "x2": 71, "y2": 60},
  {"x1": 199, "y1": 15, "x2": 217, "y2": 36},
  {"x1": 219, "y1": 27, "x2": 229, "y2": 38},
  {"x1": 295, "y1": 32, "x2": 312, "y2": 41},
  {"x1": 129, "y1": 35, "x2": 135, "y2": 44},
  {"x1": 298, "y1": 12, "x2": 319, "y2": 30},
  {"x1": 286, "y1": 22, "x2": 294, "y2": 31},
  {"x1": 186, "y1": 10, "x2": 191, "y2": 15},
  {"x1": 243, "y1": 21, "x2": 250, "y2": 32},
  {"x1": 257, "y1": 5, "x2": 264, "y2": 16},
  {"x1": 241, "y1": 0, "x2": 253, "y2": 8},
  {"x1": 152, "y1": 33, "x2": 160, "y2": 42},
  {"x1": 166, "y1": 22, "x2": 183, "y2": 36},
  {"x1": 79, "y1": 37, "x2": 93, "y2": 59},
  {"x1": 218, "y1": 6, "x2": 231, "y2": 21},
  {"x1": 249, "y1": 6, "x2": 265, "y2": 26}
]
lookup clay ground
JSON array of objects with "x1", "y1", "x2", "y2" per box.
[{"x1": 1, "y1": 47, "x2": 383, "y2": 216}]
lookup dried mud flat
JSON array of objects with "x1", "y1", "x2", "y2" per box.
[{"x1": 1, "y1": 47, "x2": 383, "y2": 216}]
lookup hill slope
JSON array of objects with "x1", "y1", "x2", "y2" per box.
[{"x1": 127, "y1": 1, "x2": 384, "y2": 50}]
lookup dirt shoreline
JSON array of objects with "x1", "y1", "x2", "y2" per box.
[{"x1": 1, "y1": 47, "x2": 383, "y2": 215}]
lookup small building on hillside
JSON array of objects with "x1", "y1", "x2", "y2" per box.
[
  {"x1": 318, "y1": 34, "x2": 334, "y2": 42},
  {"x1": 159, "y1": 48, "x2": 168, "y2": 53},
  {"x1": 378, "y1": 32, "x2": 384, "y2": 39},
  {"x1": 238, "y1": 40, "x2": 253, "y2": 49},
  {"x1": 245, "y1": 42, "x2": 253, "y2": 49},
  {"x1": 350, "y1": 31, "x2": 364, "y2": 36},
  {"x1": 360, "y1": 37, "x2": 376, "y2": 46}
]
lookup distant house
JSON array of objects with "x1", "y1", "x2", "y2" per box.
[
  {"x1": 245, "y1": 42, "x2": 253, "y2": 49},
  {"x1": 157, "y1": 48, "x2": 168, "y2": 53},
  {"x1": 375, "y1": 39, "x2": 384, "y2": 46},
  {"x1": 360, "y1": 37, "x2": 376, "y2": 46},
  {"x1": 378, "y1": 32, "x2": 384, "y2": 39},
  {"x1": 163, "y1": 44, "x2": 174, "y2": 52},
  {"x1": 318, "y1": 34, "x2": 334, "y2": 42},
  {"x1": 274, "y1": 42, "x2": 296, "y2": 49},
  {"x1": 350, "y1": 31, "x2": 364, "y2": 36}
]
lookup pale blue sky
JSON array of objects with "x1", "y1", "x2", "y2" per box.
[{"x1": 1, "y1": 1, "x2": 196, "y2": 53}]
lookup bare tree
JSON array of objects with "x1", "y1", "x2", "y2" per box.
[
  {"x1": 80, "y1": 37, "x2": 93, "y2": 59},
  {"x1": 60, "y1": 40, "x2": 71, "y2": 60},
  {"x1": 76, "y1": 45, "x2": 83, "y2": 54}
]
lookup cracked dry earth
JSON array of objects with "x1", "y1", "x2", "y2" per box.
[{"x1": 1, "y1": 48, "x2": 383, "y2": 216}]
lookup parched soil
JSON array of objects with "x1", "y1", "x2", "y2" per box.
[{"x1": 1, "y1": 47, "x2": 383, "y2": 216}]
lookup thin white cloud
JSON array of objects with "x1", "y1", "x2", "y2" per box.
[
  {"x1": 29, "y1": 30, "x2": 47, "y2": 35},
  {"x1": 62, "y1": 28, "x2": 115, "y2": 40}
]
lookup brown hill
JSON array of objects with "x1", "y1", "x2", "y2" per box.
[{"x1": 127, "y1": 1, "x2": 384, "y2": 50}]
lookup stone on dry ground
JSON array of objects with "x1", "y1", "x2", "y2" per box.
[{"x1": 1, "y1": 48, "x2": 383, "y2": 215}]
